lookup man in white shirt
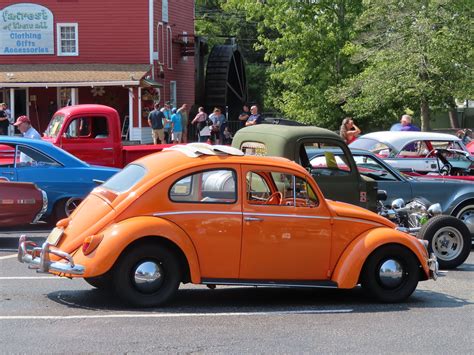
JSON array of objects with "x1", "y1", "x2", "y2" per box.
[{"x1": 13, "y1": 115, "x2": 41, "y2": 140}]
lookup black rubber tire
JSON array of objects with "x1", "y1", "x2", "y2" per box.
[
  {"x1": 418, "y1": 215, "x2": 471, "y2": 269},
  {"x1": 113, "y1": 244, "x2": 181, "y2": 307},
  {"x1": 361, "y1": 244, "x2": 420, "y2": 303},
  {"x1": 85, "y1": 273, "x2": 114, "y2": 291}
]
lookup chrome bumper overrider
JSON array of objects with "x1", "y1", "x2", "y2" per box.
[
  {"x1": 428, "y1": 253, "x2": 440, "y2": 280},
  {"x1": 17, "y1": 235, "x2": 84, "y2": 275}
]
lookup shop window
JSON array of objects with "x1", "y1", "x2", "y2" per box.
[{"x1": 57, "y1": 23, "x2": 78, "y2": 56}]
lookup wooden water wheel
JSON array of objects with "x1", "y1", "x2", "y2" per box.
[{"x1": 204, "y1": 45, "x2": 247, "y2": 120}]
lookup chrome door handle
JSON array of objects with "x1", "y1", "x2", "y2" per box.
[
  {"x1": 244, "y1": 216, "x2": 263, "y2": 222},
  {"x1": 102, "y1": 147, "x2": 113, "y2": 151}
]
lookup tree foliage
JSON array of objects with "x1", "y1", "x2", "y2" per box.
[
  {"x1": 225, "y1": 0, "x2": 364, "y2": 129},
  {"x1": 197, "y1": 0, "x2": 473, "y2": 130},
  {"x1": 334, "y1": 0, "x2": 474, "y2": 130}
]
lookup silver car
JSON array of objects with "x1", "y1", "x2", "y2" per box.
[{"x1": 309, "y1": 148, "x2": 474, "y2": 237}]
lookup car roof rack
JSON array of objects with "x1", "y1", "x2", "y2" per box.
[{"x1": 164, "y1": 143, "x2": 244, "y2": 158}]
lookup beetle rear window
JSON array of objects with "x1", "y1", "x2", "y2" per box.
[
  {"x1": 101, "y1": 164, "x2": 146, "y2": 193},
  {"x1": 170, "y1": 169, "x2": 237, "y2": 204}
]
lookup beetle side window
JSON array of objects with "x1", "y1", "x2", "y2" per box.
[
  {"x1": 170, "y1": 169, "x2": 237, "y2": 204},
  {"x1": 247, "y1": 171, "x2": 318, "y2": 207}
]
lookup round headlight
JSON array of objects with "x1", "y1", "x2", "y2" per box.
[
  {"x1": 391, "y1": 198, "x2": 405, "y2": 209},
  {"x1": 427, "y1": 203, "x2": 442, "y2": 216}
]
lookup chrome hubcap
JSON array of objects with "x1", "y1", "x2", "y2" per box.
[
  {"x1": 133, "y1": 261, "x2": 164, "y2": 293},
  {"x1": 378, "y1": 259, "x2": 404, "y2": 288},
  {"x1": 457, "y1": 207, "x2": 474, "y2": 234},
  {"x1": 65, "y1": 198, "x2": 82, "y2": 216},
  {"x1": 431, "y1": 226, "x2": 464, "y2": 261}
]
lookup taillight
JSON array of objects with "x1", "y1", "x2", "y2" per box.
[{"x1": 82, "y1": 234, "x2": 104, "y2": 255}]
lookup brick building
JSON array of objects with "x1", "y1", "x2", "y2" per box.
[{"x1": 0, "y1": 1, "x2": 195, "y2": 143}]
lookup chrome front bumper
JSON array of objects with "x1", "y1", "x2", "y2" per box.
[
  {"x1": 428, "y1": 253, "x2": 440, "y2": 280},
  {"x1": 17, "y1": 235, "x2": 85, "y2": 275}
]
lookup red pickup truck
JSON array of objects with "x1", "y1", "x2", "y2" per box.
[{"x1": 43, "y1": 104, "x2": 169, "y2": 168}]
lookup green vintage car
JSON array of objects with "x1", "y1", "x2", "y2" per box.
[{"x1": 232, "y1": 124, "x2": 378, "y2": 212}]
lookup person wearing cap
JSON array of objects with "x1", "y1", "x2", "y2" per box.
[
  {"x1": 170, "y1": 107, "x2": 183, "y2": 144},
  {"x1": 13, "y1": 115, "x2": 41, "y2": 140}
]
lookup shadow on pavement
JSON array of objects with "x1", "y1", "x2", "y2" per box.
[{"x1": 46, "y1": 284, "x2": 473, "y2": 314}]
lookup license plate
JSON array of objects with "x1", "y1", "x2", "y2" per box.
[{"x1": 46, "y1": 227, "x2": 64, "y2": 246}]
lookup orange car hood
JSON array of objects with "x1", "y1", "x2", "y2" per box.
[{"x1": 327, "y1": 200, "x2": 396, "y2": 228}]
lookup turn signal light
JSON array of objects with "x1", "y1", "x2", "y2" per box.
[{"x1": 82, "y1": 234, "x2": 104, "y2": 255}]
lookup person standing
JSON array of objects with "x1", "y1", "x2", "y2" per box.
[
  {"x1": 209, "y1": 107, "x2": 226, "y2": 144},
  {"x1": 245, "y1": 105, "x2": 263, "y2": 126},
  {"x1": 238, "y1": 104, "x2": 251, "y2": 129},
  {"x1": 0, "y1": 103, "x2": 9, "y2": 135},
  {"x1": 339, "y1": 117, "x2": 361, "y2": 144},
  {"x1": 170, "y1": 108, "x2": 183, "y2": 144},
  {"x1": 191, "y1": 107, "x2": 208, "y2": 142},
  {"x1": 390, "y1": 114, "x2": 420, "y2": 131},
  {"x1": 177, "y1": 103, "x2": 189, "y2": 143},
  {"x1": 147, "y1": 103, "x2": 165, "y2": 144},
  {"x1": 162, "y1": 102, "x2": 172, "y2": 143},
  {"x1": 13, "y1": 115, "x2": 41, "y2": 139}
]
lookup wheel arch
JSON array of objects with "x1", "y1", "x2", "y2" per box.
[
  {"x1": 331, "y1": 228, "x2": 429, "y2": 289},
  {"x1": 451, "y1": 197, "x2": 474, "y2": 216},
  {"x1": 75, "y1": 216, "x2": 201, "y2": 282}
]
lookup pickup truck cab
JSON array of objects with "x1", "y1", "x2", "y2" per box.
[
  {"x1": 43, "y1": 104, "x2": 167, "y2": 168},
  {"x1": 232, "y1": 124, "x2": 378, "y2": 212}
]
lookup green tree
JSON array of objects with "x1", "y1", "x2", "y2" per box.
[
  {"x1": 335, "y1": 0, "x2": 473, "y2": 130},
  {"x1": 225, "y1": 0, "x2": 364, "y2": 129}
]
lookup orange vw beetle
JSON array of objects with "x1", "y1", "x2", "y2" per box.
[{"x1": 18, "y1": 144, "x2": 439, "y2": 306}]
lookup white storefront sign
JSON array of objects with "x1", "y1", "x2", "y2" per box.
[{"x1": 0, "y1": 3, "x2": 54, "y2": 55}]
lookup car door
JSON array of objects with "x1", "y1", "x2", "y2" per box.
[
  {"x1": 0, "y1": 143, "x2": 18, "y2": 181},
  {"x1": 299, "y1": 140, "x2": 372, "y2": 210},
  {"x1": 60, "y1": 115, "x2": 115, "y2": 166},
  {"x1": 239, "y1": 166, "x2": 332, "y2": 281},
  {"x1": 165, "y1": 167, "x2": 243, "y2": 279}
]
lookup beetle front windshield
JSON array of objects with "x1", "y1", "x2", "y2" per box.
[
  {"x1": 44, "y1": 114, "x2": 65, "y2": 138},
  {"x1": 102, "y1": 164, "x2": 146, "y2": 193}
]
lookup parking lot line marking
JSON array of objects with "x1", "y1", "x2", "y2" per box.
[
  {"x1": 0, "y1": 309, "x2": 353, "y2": 320},
  {"x1": 0, "y1": 254, "x2": 17, "y2": 260}
]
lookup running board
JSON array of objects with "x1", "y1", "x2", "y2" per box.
[{"x1": 201, "y1": 278, "x2": 338, "y2": 289}]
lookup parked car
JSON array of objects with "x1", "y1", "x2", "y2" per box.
[
  {"x1": 0, "y1": 180, "x2": 47, "y2": 227},
  {"x1": 349, "y1": 131, "x2": 473, "y2": 174},
  {"x1": 232, "y1": 124, "x2": 379, "y2": 212},
  {"x1": 19, "y1": 144, "x2": 439, "y2": 306},
  {"x1": 309, "y1": 148, "x2": 473, "y2": 268},
  {"x1": 0, "y1": 136, "x2": 119, "y2": 222}
]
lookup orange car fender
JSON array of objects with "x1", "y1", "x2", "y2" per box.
[
  {"x1": 73, "y1": 216, "x2": 201, "y2": 282},
  {"x1": 331, "y1": 227, "x2": 429, "y2": 289}
]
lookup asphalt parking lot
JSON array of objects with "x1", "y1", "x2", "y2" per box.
[{"x1": 1, "y1": 228, "x2": 473, "y2": 353}]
